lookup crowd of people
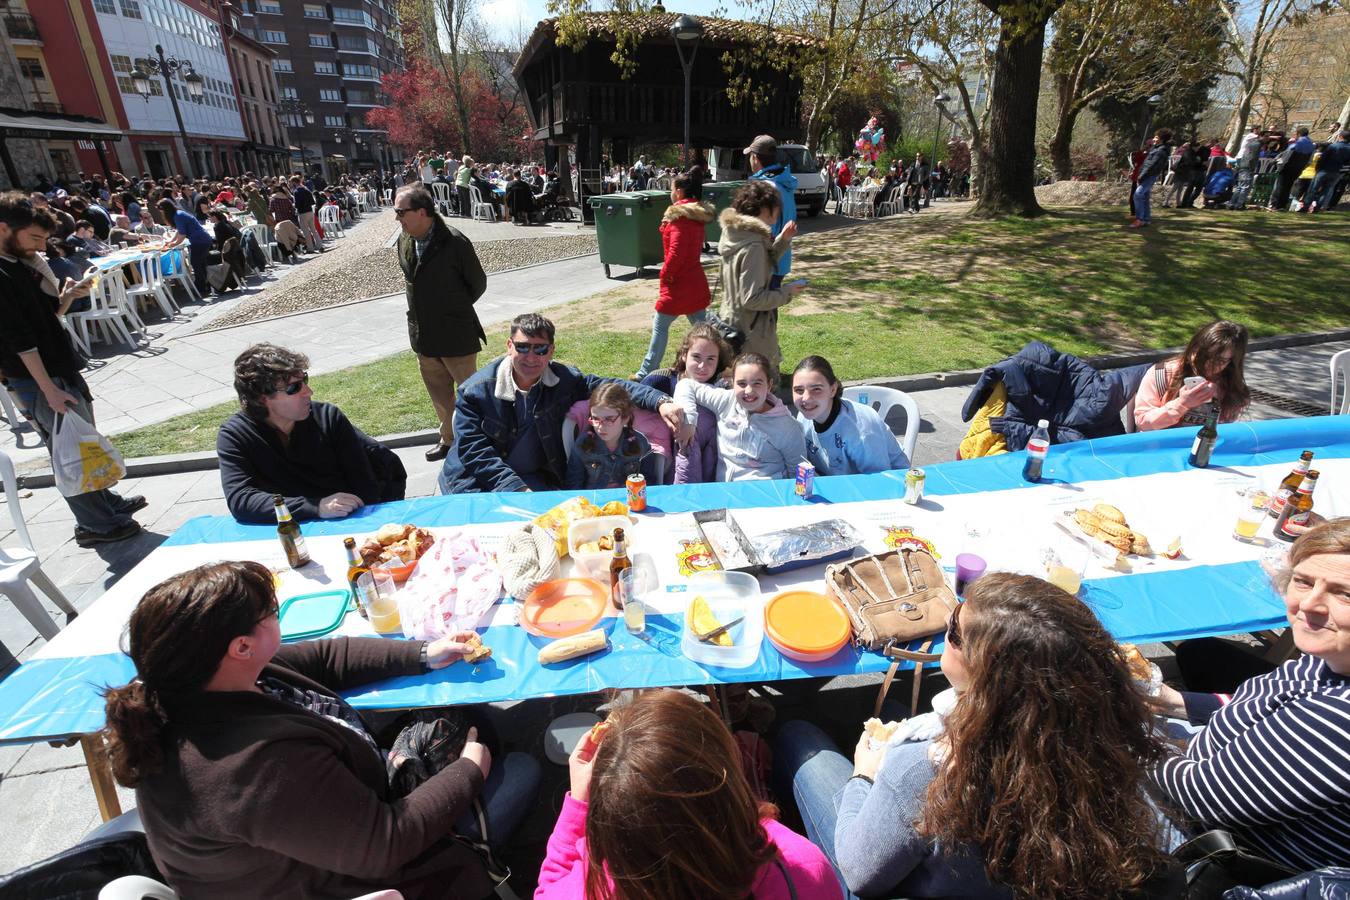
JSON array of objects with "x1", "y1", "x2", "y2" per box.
[{"x1": 400, "y1": 151, "x2": 566, "y2": 225}]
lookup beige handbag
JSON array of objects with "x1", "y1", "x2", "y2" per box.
[{"x1": 824, "y1": 548, "x2": 958, "y2": 717}]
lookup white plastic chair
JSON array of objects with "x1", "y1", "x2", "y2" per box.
[
  {"x1": 99, "y1": 876, "x2": 178, "y2": 899},
  {"x1": 430, "y1": 181, "x2": 453, "y2": 214},
  {"x1": 319, "y1": 204, "x2": 345, "y2": 237},
  {"x1": 125, "y1": 251, "x2": 179, "y2": 319},
  {"x1": 161, "y1": 246, "x2": 203, "y2": 304},
  {"x1": 1331, "y1": 348, "x2": 1350, "y2": 415},
  {"x1": 842, "y1": 385, "x2": 920, "y2": 464},
  {"x1": 1, "y1": 448, "x2": 77, "y2": 640},
  {"x1": 68, "y1": 269, "x2": 145, "y2": 350},
  {"x1": 561, "y1": 417, "x2": 578, "y2": 461},
  {"x1": 242, "y1": 223, "x2": 279, "y2": 266},
  {"x1": 877, "y1": 184, "x2": 904, "y2": 217},
  {"x1": 470, "y1": 185, "x2": 497, "y2": 222},
  {"x1": 0, "y1": 386, "x2": 30, "y2": 436},
  {"x1": 381, "y1": 188, "x2": 393, "y2": 205}
]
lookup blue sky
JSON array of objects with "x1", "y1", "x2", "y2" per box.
[{"x1": 480, "y1": 0, "x2": 748, "y2": 41}]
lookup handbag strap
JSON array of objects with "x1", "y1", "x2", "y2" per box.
[
  {"x1": 770, "y1": 857, "x2": 799, "y2": 900},
  {"x1": 1173, "y1": 829, "x2": 1241, "y2": 864},
  {"x1": 873, "y1": 639, "x2": 938, "y2": 719}
]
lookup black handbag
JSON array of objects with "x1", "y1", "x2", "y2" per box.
[{"x1": 1175, "y1": 830, "x2": 1298, "y2": 899}]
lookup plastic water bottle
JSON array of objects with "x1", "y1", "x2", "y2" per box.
[{"x1": 1023, "y1": 419, "x2": 1050, "y2": 482}]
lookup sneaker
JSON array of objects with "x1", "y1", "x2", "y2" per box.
[
  {"x1": 1129, "y1": 219, "x2": 1148, "y2": 229},
  {"x1": 74, "y1": 521, "x2": 143, "y2": 548}
]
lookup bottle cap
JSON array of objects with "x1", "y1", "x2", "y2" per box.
[{"x1": 1037, "y1": 419, "x2": 1049, "y2": 428}]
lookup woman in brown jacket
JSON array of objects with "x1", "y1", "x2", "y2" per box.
[{"x1": 102, "y1": 560, "x2": 538, "y2": 899}]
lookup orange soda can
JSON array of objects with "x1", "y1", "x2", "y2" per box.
[{"x1": 626, "y1": 473, "x2": 647, "y2": 511}]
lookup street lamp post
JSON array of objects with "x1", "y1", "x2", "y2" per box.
[
  {"x1": 932, "y1": 93, "x2": 950, "y2": 170},
  {"x1": 670, "y1": 15, "x2": 703, "y2": 168},
  {"x1": 1139, "y1": 94, "x2": 1163, "y2": 151},
  {"x1": 131, "y1": 45, "x2": 205, "y2": 178},
  {"x1": 278, "y1": 99, "x2": 315, "y2": 174}
]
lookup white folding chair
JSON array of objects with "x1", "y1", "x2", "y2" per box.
[
  {"x1": 68, "y1": 269, "x2": 144, "y2": 350},
  {"x1": 125, "y1": 251, "x2": 179, "y2": 318},
  {"x1": 842, "y1": 385, "x2": 920, "y2": 464},
  {"x1": 319, "y1": 204, "x2": 345, "y2": 237},
  {"x1": 381, "y1": 188, "x2": 393, "y2": 205},
  {"x1": 1331, "y1": 348, "x2": 1350, "y2": 415},
  {"x1": 878, "y1": 185, "x2": 904, "y2": 217},
  {"x1": 0, "y1": 386, "x2": 30, "y2": 437},
  {"x1": 561, "y1": 417, "x2": 578, "y2": 461},
  {"x1": 431, "y1": 182, "x2": 454, "y2": 215},
  {"x1": 243, "y1": 223, "x2": 280, "y2": 265},
  {"x1": 0, "y1": 448, "x2": 78, "y2": 640},
  {"x1": 470, "y1": 185, "x2": 498, "y2": 222},
  {"x1": 161, "y1": 246, "x2": 203, "y2": 304}
]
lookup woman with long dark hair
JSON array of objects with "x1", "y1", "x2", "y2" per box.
[
  {"x1": 535, "y1": 688, "x2": 842, "y2": 900},
  {"x1": 1134, "y1": 320, "x2": 1250, "y2": 430},
  {"x1": 103, "y1": 560, "x2": 539, "y2": 900},
  {"x1": 777, "y1": 574, "x2": 1180, "y2": 899}
]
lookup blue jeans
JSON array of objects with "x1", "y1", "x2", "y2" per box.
[
  {"x1": 1134, "y1": 175, "x2": 1158, "y2": 223},
  {"x1": 773, "y1": 720, "x2": 859, "y2": 900},
  {"x1": 453, "y1": 751, "x2": 542, "y2": 852},
  {"x1": 636, "y1": 308, "x2": 708, "y2": 378},
  {"x1": 7, "y1": 374, "x2": 137, "y2": 535}
]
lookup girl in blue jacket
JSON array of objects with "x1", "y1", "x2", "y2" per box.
[{"x1": 791, "y1": 356, "x2": 908, "y2": 476}]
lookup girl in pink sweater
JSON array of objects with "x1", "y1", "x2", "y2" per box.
[
  {"x1": 1134, "y1": 320, "x2": 1250, "y2": 431},
  {"x1": 535, "y1": 689, "x2": 843, "y2": 900}
]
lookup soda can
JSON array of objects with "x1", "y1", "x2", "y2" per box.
[
  {"x1": 903, "y1": 467, "x2": 926, "y2": 505},
  {"x1": 626, "y1": 473, "x2": 647, "y2": 512},
  {"x1": 795, "y1": 461, "x2": 815, "y2": 498}
]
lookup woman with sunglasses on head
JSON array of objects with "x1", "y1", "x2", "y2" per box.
[
  {"x1": 104, "y1": 560, "x2": 539, "y2": 900},
  {"x1": 776, "y1": 574, "x2": 1181, "y2": 899},
  {"x1": 1134, "y1": 320, "x2": 1250, "y2": 431},
  {"x1": 536, "y1": 688, "x2": 842, "y2": 900}
]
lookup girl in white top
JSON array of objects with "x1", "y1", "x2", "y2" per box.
[
  {"x1": 791, "y1": 356, "x2": 908, "y2": 476},
  {"x1": 675, "y1": 351, "x2": 807, "y2": 482}
]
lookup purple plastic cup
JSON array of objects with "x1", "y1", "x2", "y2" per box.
[{"x1": 954, "y1": 553, "x2": 987, "y2": 596}]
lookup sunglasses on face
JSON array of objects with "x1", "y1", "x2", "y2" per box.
[
  {"x1": 275, "y1": 374, "x2": 309, "y2": 396},
  {"x1": 947, "y1": 601, "x2": 964, "y2": 649},
  {"x1": 394, "y1": 207, "x2": 413, "y2": 217},
  {"x1": 512, "y1": 341, "x2": 552, "y2": 356}
]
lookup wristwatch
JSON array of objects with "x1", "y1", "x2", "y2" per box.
[
  {"x1": 849, "y1": 773, "x2": 874, "y2": 787},
  {"x1": 419, "y1": 643, "x2": 430, "y2": 672}
]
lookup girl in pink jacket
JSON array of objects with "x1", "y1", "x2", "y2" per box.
[
  {"x1": 535, "y1": 689, "x2": 843, "y2": 900},
  {"x1": 1134, "y1": 320, "x2": 1250, "y2": 431}
]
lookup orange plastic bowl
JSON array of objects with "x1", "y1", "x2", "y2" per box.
[
  {"x1": 385, "y1": 560, "x2": 418, "y2": 584},
  {"x1": 765, "y1": 590, "x2": 852, "y2": 663},
  {"x1": 521, "y1": 578, "x2": 609, "y2": 638}
]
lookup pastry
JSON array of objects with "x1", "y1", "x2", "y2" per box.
[
  {"x1": 688, "y1": 595, "x2": 733, "y2": 647},
  {"x1": 1119, "y1": 643, "x2": 1153, "y2": 683},
  {"x1": 463, "y1": 633, "x2": 492, "y2": 665}
]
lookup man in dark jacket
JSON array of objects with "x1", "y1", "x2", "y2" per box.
[
  {"x1": 1132, "y1": 128, "x2": 1172, "y2": 228},
  {"x1": 438, "y1": 313, "x2": 684, "y2": 494},
  {"x1": 395, "y1": 185, "x2": 488, "y2": 462},
  {"x1": 217, "y1": 343, "x2": 405, "y2": 523},
  {"x1": 1268, "y1": 126, "x2": 1315, "y2": 211}
]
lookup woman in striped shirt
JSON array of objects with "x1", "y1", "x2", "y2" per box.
[{"x1": 1150, "y1": 517, "x2": 1350, "y2": 870}]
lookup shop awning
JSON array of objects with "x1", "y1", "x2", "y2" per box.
[{"x1": 0, "y1": 107, "x2": 123, "y2": 142}]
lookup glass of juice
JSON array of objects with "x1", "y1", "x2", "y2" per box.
[
  {"x1": 1233, "y1": 486, "x2": 1264, "y2": 543},
  {"x1": 367, "y1": 566, "x2": 403, "y2": 634},
  {"x1": 1044, "y1": 543, "x2": 1088, "y2": 596},
  {"x1": 617, "y1": 567, "x2": 653, "y2": 635}
]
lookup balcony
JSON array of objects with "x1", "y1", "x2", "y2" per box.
[
  {"x1": 30, "y1": 100, "x2": 63, "y2": 114},
  {"x1": 5, "y1": 13, "x2": 41, "y2": 42}
]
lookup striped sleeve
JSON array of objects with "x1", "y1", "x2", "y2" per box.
[{"x1": 1152, "y1": 692, "x2": 1350, "y2": 829}]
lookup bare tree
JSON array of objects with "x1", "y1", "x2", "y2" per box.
[{"x1": 1220, "y1": 0, "x2": 1314, "y2": 153}]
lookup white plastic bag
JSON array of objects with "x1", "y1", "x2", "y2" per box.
[
  {"x1": 51, "y1": 410, "x2": 125, "y2": 497},
  {"x1": 396, "y1": 532, "x2": 502, "y2": 641}
]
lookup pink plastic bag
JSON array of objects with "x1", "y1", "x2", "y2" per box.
[{"x1": 396, "y1": 531, "x2": 502, "y2": 641}]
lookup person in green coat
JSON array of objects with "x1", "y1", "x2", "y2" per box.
[{"x1": 395, "y1": 185, "x2": 488, "y2": 461}]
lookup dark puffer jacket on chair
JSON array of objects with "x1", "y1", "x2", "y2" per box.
[{"x1": 960, "y1": 341, "x2": 1149, "y2": 450}]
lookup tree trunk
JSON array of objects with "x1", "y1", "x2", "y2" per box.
[
  {"x1": 1048, "y1": 91, "x2": 1081, "y2": 181},
  {"x1": 970, "y1": 15, "x2": 1053, "y2": 217},
  {"x1": 1226, "y1": 83, "x2": 1257, "y2": 156}
]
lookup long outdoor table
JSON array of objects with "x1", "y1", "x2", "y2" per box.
[{"x1": 2, "y1": 416, "x2": 1347, "y2": 818}]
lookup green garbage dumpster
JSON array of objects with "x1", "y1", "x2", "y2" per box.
[
  {"x1": 699, "y1": 180, "x2": 748, "y2": 244},
  {"x1": 587, "y1": 190, "x2": 669, "y2": 278}
]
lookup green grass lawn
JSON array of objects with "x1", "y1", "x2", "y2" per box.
[{"x1": 114, "y1": 206, "x2": 1350, "y2": 458}]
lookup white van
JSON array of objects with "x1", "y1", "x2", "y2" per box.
[{"x1": 708, "y1": 143, "x2": 828, "y2": 217}]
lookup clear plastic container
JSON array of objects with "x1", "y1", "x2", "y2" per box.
[
  {"x1": 568, "y1": 515, "x2": 633, "y2": 581},
  {"x1": 680, "y1": 571, "x2": 764, "y2": 669}
]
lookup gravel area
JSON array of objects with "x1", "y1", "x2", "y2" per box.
[
  {"x1": 1035, "y1": 180, "x2": 1133, "y2": 206},
  {"x1": 198, "y1": 213, "x2": 597, "y2": 331}
]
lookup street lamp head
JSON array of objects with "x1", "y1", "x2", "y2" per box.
[
  {"x1": 130, "y1": 66, "x2": 152, "y2": 98},
  {"x1": 183, "y1": 69, "x2": 205, "y2": 99},
  {"x1": 670, "y1": 14, "x2": 703, "y2": 42},
  {"x1": 304, "y1": 111, "x2": 316, "y2": 125},
  {"x1": 1147, "y1": 94, "x2": 1163, "y2": 107},
  {"x1": 934, "y1": 92, "x2": 951, "y2": 107}
]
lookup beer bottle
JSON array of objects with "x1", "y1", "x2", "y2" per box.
[
  {"x1": 1274, "y1": 470, "x2": 1318, "y2": 542},
  {"x1": 1187, "y1": 410, "x2": 1219, "y2": 468},
  {"x1": 609, "y1": 527, "x2": 632, "y2": 610},
  {"x1": 344, "y1": 537, "x2": 373, "y2": 619},
  {"x1": 1268, "y1": 450, "x2": 1314, "y2": 518},
  {"x1": 273, "y1": 494, "x2": 310, "y2": 568}
]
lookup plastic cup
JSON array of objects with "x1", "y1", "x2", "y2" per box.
[
  {"x1": 954, "y1": 553, "x2": 987, "y2": 596},
  {"x1": 1044, "y1": 542, "x2": 1088, "y2": 596},
  {"x1": 1233, "y1": 486, "x2": 1264, "y2": 543},
  {"x1": 367, "y1": 566, "x2": 402, "y2": 634},
  {"x1": 617, "y1": 566, "x2": 655, "y2": 635}
]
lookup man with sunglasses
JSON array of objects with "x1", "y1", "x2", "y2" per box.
[
  {"x1": 0, "y1": 192, "x2": 149, "y2": 547},
  {"x1": 439, "y1": 313, "x2": 684, "y2": 494},
  {"x1": 217, "y1": 344, "x2": 406, "y2": 523},
  {"x1": 395, "y1": 185, "x2": 488, "y2": 463}
]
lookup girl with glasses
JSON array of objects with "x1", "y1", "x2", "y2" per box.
[
  {"x1": 776, "y1": 573, "x2": 1181, "y2": 899},
  {"x1": 564, "y1": 382, "x2": 657, "y2": 490}
]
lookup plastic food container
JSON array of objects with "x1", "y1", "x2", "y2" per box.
[
  {"x1": 520, "y1": 578, "x2": 609, "y2": 638},
  {"x1": 278, "y1": 590, "x2": 352, "y2": 642},
  {"x1": 568, "y1": 515, "x2": 632, "y2": 582},
  {"x1": 680, "y1": 571, "x2": 764, "y2": 669},
  {"x1": 765, "y1": 590, "x2": 852, "y2": 662}
]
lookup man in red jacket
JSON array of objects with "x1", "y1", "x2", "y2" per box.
[{"x1": 634, "y1": 173, "x2": 714, "y2": 379}]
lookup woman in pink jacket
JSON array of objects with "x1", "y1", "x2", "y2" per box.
[
  {"x1": 634, "y1": 173, "x2": 714, "y2": 380},
  {"x1": 535, "y1": 689, "x2": 843, "y2": 900},
  {"x1": 1134, "y1": 320, "x2": 1250, "y2": 431}
]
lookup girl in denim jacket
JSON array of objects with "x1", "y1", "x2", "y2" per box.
[{"x1": 565, "y1": 383, "x2": 658, "y2": 490}]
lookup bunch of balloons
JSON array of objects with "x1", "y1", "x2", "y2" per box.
[{"x1": 855, "y1": 116, "x2": 885, "y2": 163}]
